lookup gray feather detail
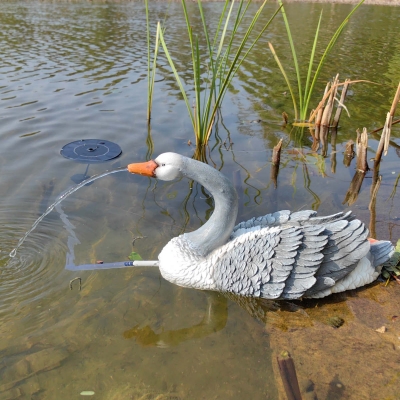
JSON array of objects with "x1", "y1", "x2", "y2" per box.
[
  {"x1": 210, "y1": 207, "x2": 389, "y2": 300},
  {"x1": 213, "y1": 226, "x2": 302, "y2": 299},
  {"x1": 280, "y1": 221, "x2": 328, "y2": 298},
  {"x1": 300, "y1": 211, "x2": 353, "y2": 226},
  {"x1": 231, "y1": 210, "x2": 291, "y2": 236},
  {"x1": 370, "y1": 241, "x2": 394, "y2": 266},
  {"x1": 302, "y1": 276, "x2": 335, "y2": 296},
  {"x1": 303, "y1": 220, "x2": 371, "y2": 297},
  {"x1": 288, "y1": 210, "x2": 317, "y2": 221}
]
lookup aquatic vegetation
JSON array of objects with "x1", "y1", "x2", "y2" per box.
[
  {"x1": 269, "y1": 0, "x2": 365, "y2": 122},
  {"x1": 381, "y1": 239, "x2": 400, "y2": 282},
  {"x1": 159, "y1": 0, "x2": 280, "y2": 151},
  {"x1": 145, "y1": 0, "x2": 166, "y2": 123}
]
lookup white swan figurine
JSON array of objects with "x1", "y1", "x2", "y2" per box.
[{"x1": 124, "y1": 152, "x2": 394, "y2": 300}]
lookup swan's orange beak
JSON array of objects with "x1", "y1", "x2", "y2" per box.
[{"x1": 127, "y1": 160, "x2": 158, "y2": 177}]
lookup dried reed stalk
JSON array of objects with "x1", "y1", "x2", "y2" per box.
[
  {"x1": 277, "y1": 352, "x2": 302, "y2": 400},
  {"x1": 356, "y1": 128, "x2": 369, "y2": 172},
  {"x1": 375, "y1": 82, "x2": 400, "y2": 164},
  {"x1": 368, "y1": 169, "x2": 382, "y2": 239},
  {"x1": 332, "y1": 78, "x2": 350, "y2": 128},
  {"x1": 271, "y1": 139, "x2": 283, "y2": 188},
  {"x1": 315, "y1": 81, "x2": 331, "y2": 128},
  {"x1": 343, "y1": 140, "x2": 354, "y2": 167},
  {"x1": 320, "y1": 74, "x2": 339, "y2": 127}
]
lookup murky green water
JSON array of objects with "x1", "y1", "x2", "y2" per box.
[{"x1": 0, "y1": 1, "x2": 399, "y2": 399}]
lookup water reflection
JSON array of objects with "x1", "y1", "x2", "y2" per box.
[
  {"x1": 0, "y1": 1, "x2": 399, "y2": 399},
  {"x1": 124, "y1": 292, "x2": 228, "y2": 347}
]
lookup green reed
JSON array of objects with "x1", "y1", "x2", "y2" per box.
[
  {"x1": 145, "y1": 0, "x2": 168, "y2": 123},
  {"x1": 159, "y1": 0, "x2": 280, "y2": 148},
  {"x1": 269, "y1": 0, "x2": 364, "y2": 122}
]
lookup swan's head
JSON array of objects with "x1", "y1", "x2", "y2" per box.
[{"x1": 127, "y1": 152, "x2": 183, "y2": 181}]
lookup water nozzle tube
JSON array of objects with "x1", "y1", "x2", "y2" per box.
[{"x1": 65, "y1": 260, "x2": 159, "y2": 271}]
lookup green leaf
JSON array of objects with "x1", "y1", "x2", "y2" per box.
[{"x1": 129, "y1": 251, "x2": 143, "y2": 261}]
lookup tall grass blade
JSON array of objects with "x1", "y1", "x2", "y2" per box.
[
  {"x1": 145, "y1": 0, "x2": 151, "y2": 122},
  {"x1": 277, "y1": 0, "x2": 302, "y2": 116},
  {"x1": 303, "y1": 11, "x2": 323, "y2": 121},
  {"x1": 159, "y1": 28, "x2": 195, "y2": 129},
  {"x1": 204, "y1": 0, "x2": 275, "y2": 143},
  {"x1": 272, "y1": 0, "x2": 364, "y2": 122},
  {"x1": 147, "y1": 22, "x2": 161, "y2": 123},
  {"x1": 160, "y1": 0, "x2": 279, "y2": 148},
  {"x1": 304, "y1": 0, "x2": 365, "y2": 116},
  {"x1": 268, "y1": 42, "x2": 298, "y2": 122},
  {"x1": 145, "y1": 0, "x2": 169, "y2": 123}
]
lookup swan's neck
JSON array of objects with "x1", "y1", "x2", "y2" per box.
[{"x1": 181, "y1": 157, "x2": 238, "y2": 256}]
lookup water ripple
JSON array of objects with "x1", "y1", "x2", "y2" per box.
[{"x1": 0, "y1": 218, "x2": 68, "y2": 328}]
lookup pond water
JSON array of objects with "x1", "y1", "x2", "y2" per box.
[{"x1": 0, "y1": 1, "x2": 400, "y2": 399}]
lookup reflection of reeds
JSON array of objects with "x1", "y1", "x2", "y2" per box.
[
  {"x1": 146, "y1": 124, "x2": 154, "y2": 160},
  {"x1": 342, "y1": 170, "x2": 366, "y2": 206},
  {"x1": 270, "y1": 139, "x2": 283, "y2": 188},
  {"x1": 342, "y1": 128, "x2": 368, "y2": 206}
]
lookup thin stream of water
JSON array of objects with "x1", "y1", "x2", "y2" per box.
[{"x1": 9, "y1": 167, "x2": 128, "y2": 258}]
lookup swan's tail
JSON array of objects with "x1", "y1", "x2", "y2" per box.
[{"x1": 369, "y1": 239, "x2": 394, "y2": 268}]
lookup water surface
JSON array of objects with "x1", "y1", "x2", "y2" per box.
[{"x1": 0, "y1": 1, "x2": 399, "y2": 399}]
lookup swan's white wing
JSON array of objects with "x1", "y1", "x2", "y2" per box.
[{"x1": 209, "y1": 216, "x2": 372, "y2": 300}]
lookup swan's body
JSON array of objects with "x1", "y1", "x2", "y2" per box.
[{"x1": 128, "y1": 153, "x2": 394, "y2": 300}]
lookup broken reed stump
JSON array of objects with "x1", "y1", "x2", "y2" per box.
[
  {"x1": 375, "y1": 81, "x2": 400, "y2": 165},
  {"x1": 368, "y1": 169, "x2": 382, "y2": 239},
  {"x1": 271, "y1": 139, "x2": 283, "y2": 188},
  {"x1": 332, "y1": 79, "x2": 350, "y2": 128},
  {"x1": 343, "y1": 128, "x2": 369, "y2": 206},
  {"x1": 356, "y1": 128, "x2": 369, "y2": 172},
  {"x1": 277, "y1": 351, "x2": 302, "y2": 400},
  {"x1": 320, "y1": 74, "x2": 339, "y2": 128},
  {"x1": 343, "y1": 140, "x2": 354, "y2": 168},
  {"x1": 314, "y1": 81, "x2": 331, "y2": 139}
]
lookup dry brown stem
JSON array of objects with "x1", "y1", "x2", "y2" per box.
[
  {"x1": 277, "y1": 352, "x2": 302, "y2": 400},
  {"x1": 343, "y1": 140, "x2": 354, "y2": 167},
  {"x1": 356, "y1": 128, "x2": 369, "y2": 172},
  {"x1": 309, "y1": 79, "x2": 374, "y2": 123},
  {"x1": 332, "y1": 79, "x2": 350, "y2": 128},
  {"x1": 375, "y1": 82, "x2": 400, "y2": 164},
  {"x1": 320, "y1": 74, "x2": 339, "y2": 127},
  {"x1": 271, "y1": 139, "x2": 283, "y2": 188},
  {"x1": 315, "y1": 81, "x2": 331, "y2": 127},
  {"x1": 368, "y1": 165, "x2": 382, "y2": 239}
]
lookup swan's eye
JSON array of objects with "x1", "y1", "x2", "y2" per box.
[{"x1": 161, "y1": 163, "x2": 166, "y2": 167}]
